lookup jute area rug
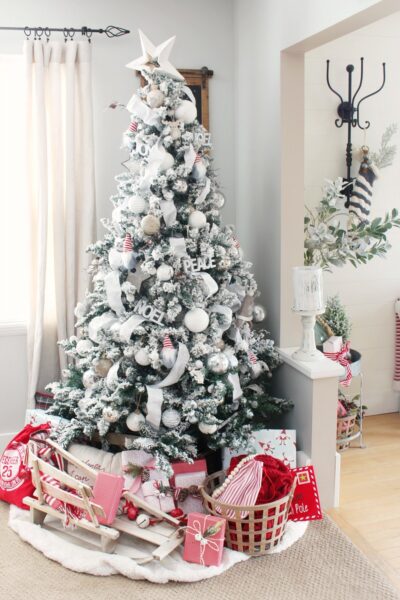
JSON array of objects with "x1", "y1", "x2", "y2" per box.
[{"x1": 0, "y1": 503, "x2": 398, "y2": 600}]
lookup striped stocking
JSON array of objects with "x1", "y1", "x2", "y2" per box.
[{"x1": 347, "y1": 157, "x2": 379, "y2": 223}]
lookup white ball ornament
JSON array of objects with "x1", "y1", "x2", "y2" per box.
[
  {"x1": 156, "y1": 264, "x2": 174, "y2": 281},
  {"x1": 199, "y1": 422, "x2": 218, "y2": 435},
  {"x1": 175, "y1": 100, "x2": 197, "y2": 124},
  {"x1": 184, "y1": 308, "x2": 209, "y2": 333},
  {"x1": 207, "y1": 352, "x2": 230, "y2": 374},
  {"x1": 135, "y1": 348, "x2": 151, "y2": 366},
  {"x1": 188, "y1": 210, "x2": 207, "y2": 229},
  {"x1": 126, "y1": 411, "x2": 146, "y2": 432},
  {"x1": 159, "y1": 151, "x2": 174, "y2": 172},
  {"x1": 102, "y1": 406, "x2": 120, "y2": 423},
  {"x1": 141, "y1": 214, "x2": 160, "y2": 235},
  {"x1": 74, "y1": 302, "x2": 87, "y2": 319},
  {"x1": 253, "y1": 304, "x2": 267, "y2": 322},
  {"x1": 94, "y1": 358, "x2": 113, "y2": 377},
  {"x1": 136, "y1": 514, "x2": 150, "y2": 529},
  {"x1": 128, "y1": 195, "x2": 146, "y2": 215},
  {"x1": 146, "y1": 85, "x2": 165, "y2": 108},
  {"x1": 76, "y1": 339, "x2": 94, "y2": 356},
  {"x1": 82, "y1": 369, "x2": 97, "y2": 389},
  {"x1": 161, "y1": 408, "x2": 181, "y2": 428}
]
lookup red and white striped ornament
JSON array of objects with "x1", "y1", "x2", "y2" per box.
[
  {"x1": 194, "y1": 152, "x2": 202, "y2": 164},
  {"x1": 161, "y1": 335, "x2": 177, "y2": 369},
  {"x1": 248, "y1": 351, "x2": 257, "y2": 365},
  {"x1": 122, "y1": 233, "x2": 136, "y2": 270},
  {"x1": 129, "y1": 121, "x2": 138, "y2": 133}
]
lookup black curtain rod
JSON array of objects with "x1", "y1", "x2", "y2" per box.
[{"x1": 0, "y1": 25, "x2": 130, "y2": 39}]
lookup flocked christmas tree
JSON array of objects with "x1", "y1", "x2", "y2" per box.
[{"x1": 47, "y1": 31, "x2": 291, "y2": 473}]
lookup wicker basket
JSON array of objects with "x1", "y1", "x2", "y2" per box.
[
  {"x1": 200, "y1": 470, "x2": 295, "y2": 556},
  {"x1": 336, "y1": 413, "x2": 358, "y2": 451}
]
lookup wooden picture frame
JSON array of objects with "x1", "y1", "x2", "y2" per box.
[{"x1": 139, "y1": 67, "x2": 213, "y2": 130}]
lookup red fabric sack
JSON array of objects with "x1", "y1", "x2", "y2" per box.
[{"x1": 0, "y1": 423, "x2": 50, "y2": 509}]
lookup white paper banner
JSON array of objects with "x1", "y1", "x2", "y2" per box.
[
  {"x1": 160, "y1": 198, "x2": 177, "y2": 226},
  {"x1": 88, "y1": 312, "x2": 118, "y2": 343},
  {"x1": 195, "y1": 177, "x2": 211, "y2": 206},
  {"x1": 184, "y1": 144, "x2": 197, "y2": 170},
  {"x1": 169, "y1": 237, "x2": 187, "y2": 257},
  {"x1": 210, "y1": 305, "x2": 233, "y2": 332},
  {"x1": 126, "y1": 93, "x2": 161, "y2": 127},
  {"x1": 119, "y1": 314, "x2": 147, "y2": 342},
  {"x1": 104, "y1": 271, "x2": 125, "y2": 317}
]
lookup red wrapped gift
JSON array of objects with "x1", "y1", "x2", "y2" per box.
[
  {"x1": 170, "y1": 458, "x2": 207, "y2": 514},
  {"x1": 183, "y1": 512, "x2": 226, "y2": 566}
]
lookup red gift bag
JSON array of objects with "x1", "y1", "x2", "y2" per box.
[{"x1": 0, "y1": 423, "x2": 50, "y2": 509}]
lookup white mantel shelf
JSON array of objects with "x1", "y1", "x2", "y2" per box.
[{"x1": 278, "y1": 347, "x2": 345, "y2": 380}]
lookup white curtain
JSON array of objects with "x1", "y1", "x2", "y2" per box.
[{"x1": 25, "y1": 40, "x2": 96, "y2": 407}]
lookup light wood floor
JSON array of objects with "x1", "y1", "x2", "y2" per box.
[{"x1": 328, "y1": 413, "x2": 400, "y2": 592}]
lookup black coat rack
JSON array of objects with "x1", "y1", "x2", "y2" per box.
[
  {"x1": 326, "y1": 57, "x2": 386, "y2": 203},
  {"x1": 0, "y1": 25, "x2": 130, "y2": 41}
]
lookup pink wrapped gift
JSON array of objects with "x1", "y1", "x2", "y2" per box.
[
  {"x1": 170, "y1": 458, "x2": 207, "y2": 514},
  {"x1": 183, "y1": 512, "x2": 226, "y2": 567},
  {"x1": 142, "y1": 477, "x2": 176, "y2": 513}
]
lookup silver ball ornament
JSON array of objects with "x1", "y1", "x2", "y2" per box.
[
  {"x1": 213, "y1": 192, "x2": 226, "y2": 209},
  {"x1": 207, "y1": 352, "x2": 230, "y2": 374},
  {"x1": 141, "y1": 214, "x2": 160, "y2": 235},
  {"x1": 161, "y1": 408, "x2": 181, "y2": 428},
  {"x1": 94, "y1": 358, "x2": 113, "y2": 377},
  {"x1": 198, "y1": 422, "x2": 218, "y2": 435},
  {"x1": 82, "y1": 369, "x2": 97, "y2": 388},
  {"x1": 184, "y1": 308, "x2": 209, "y2": 333},
  {"x1": 126, "y1": 411, "x2": 146, "y2": 432},
  {"x1": 102, "y1": 406, "x2": 120, "y2": 423},
  {"x1": 253, "y1": 304, "x2": 266, "y2": 322},
  {"x1": 76, "y1": 339, "x2": 93, "y2": 356}
]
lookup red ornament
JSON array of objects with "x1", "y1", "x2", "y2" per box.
[
  {"x1": 127, "y1": 505, "x2": 139, "y2": 521},
  {"x1": 169, "y1": 507, "x2": 184, "y2": 519}
]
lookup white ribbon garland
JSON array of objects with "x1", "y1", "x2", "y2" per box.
[
  {"x1": 140, "y1": 140, "x2": 167, "y2": 190},
  {"x1": 195, "y1": 177, "x2": 211, "y2": 206},
  {"x1": 106, "y1": 359, "x2": 121, "y2": 390},
  {"x1": 104, "y1": 271, "x2": 125, "y2": 316},
  {"x1": 160, "y1": 199, "x2": 177, "y2": 226},
  {"x1": 88, "y1": 312, "x2": 118, "y2": 343},
  {"x1": 126, "y1": 94, "x2": 161, "y2": 127},
  {"x1": 184, "y1": 144, "x2": 197, "y2": 171},
  {"x1": 169, "y1": 237, "x2": 187, "y2": 257},
  {"x1": 118, "y1": 314, "x2": 147, "y2": 342},
  {"x1": 146, "y1": 343, "x2": 190, "y2": 429},
  {"x1": 195, "y1": 272, "x2": 218, "y2": 298},
  {"x1": 182, "y1": 85, "x2": 197, "y2": 105},
  {"x1": 228, "y1": 373, "x2": 243, "y2": 401}
]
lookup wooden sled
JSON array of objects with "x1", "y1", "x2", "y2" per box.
[{"x1": 25, "y1": 437, "x2": 183, "y2": 563}]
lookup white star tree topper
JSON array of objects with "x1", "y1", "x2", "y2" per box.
[{"x1": 126, "y1": 30, "x2": 184, "y2": 81}]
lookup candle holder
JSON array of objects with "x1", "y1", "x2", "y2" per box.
[{"x1": 292, "y1": 267, "x2": 325, "y2": 362}]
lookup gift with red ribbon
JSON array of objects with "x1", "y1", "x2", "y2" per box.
[
  {"x1": 324, "y1": 340, "x2": 352, "y2": 387},
  {"x1": 183, "y1": 512, "x2": 226, "y2": 567},
  {"x1": 142, "y1": 477, "x2": 176, "y2": 513},
  {"x1": 170, "y1": 458, "x2": 207, "y2": 514}
]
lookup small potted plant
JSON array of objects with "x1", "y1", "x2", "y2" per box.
[{"x1": 336, "y1": 391, "x2": 367, "y2": 451}]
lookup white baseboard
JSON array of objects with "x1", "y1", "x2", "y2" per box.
[
  {"x1": 0, "y1": 432, "x2": 17, "y2": 452},
  {"x1": 334, "y1": 451, "x2": 341, "y2": 507}
]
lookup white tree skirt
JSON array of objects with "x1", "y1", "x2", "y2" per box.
[{"x1": 9, "y1": 506, "x2": 307, "y2": 583}]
